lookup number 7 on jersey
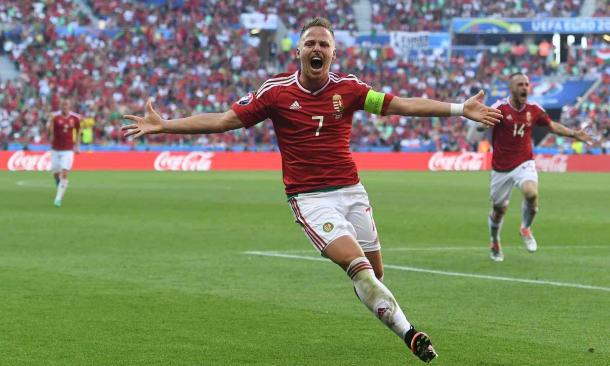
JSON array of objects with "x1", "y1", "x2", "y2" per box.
[{"x1": 312, "y1": 116, "x2": 324, "y2": 136}]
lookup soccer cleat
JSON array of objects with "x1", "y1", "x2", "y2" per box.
[
  {"x1": 405, "y1": 327, "x2": 438, "y2": 363},
  {"x1": 490, "y1": 242, "x2": 504, "y2": 262},
  {"x1": 54, "y1": 199, "x2": 62, "y2": 207},
  {"x1": 520, "y1": 226, "x2": 537, "y2": 252}
]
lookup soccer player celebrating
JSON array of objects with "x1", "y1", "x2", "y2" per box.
[
  {"x1": 123, "y1": 18, "x2": 502, "y2": 363},
  {"x1": 484, "y1": 73, "x2": 592, "y2": 262},
  {"x1": 48, "y1": 100, "x2": 81, "y2": 207}
]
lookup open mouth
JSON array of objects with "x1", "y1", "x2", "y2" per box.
[
  {"x1": 310, "y1": 56, "x2": 323, "y2": 70},
  {"x1": 520, "y1": 92, "x2": 528, "y2": 98}
]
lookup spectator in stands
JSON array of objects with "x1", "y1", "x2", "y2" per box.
[{"x1": 0, "y1": 0, "x2": 606, "y2": 153}]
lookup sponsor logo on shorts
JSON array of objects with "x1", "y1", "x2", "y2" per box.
[{"x1": 322, "y1": 222, "x2": 334, "y2": 232}]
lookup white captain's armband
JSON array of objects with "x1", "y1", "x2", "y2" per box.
[{"x1": 364, "y1": 90, "x2": 386, "y2": 115}]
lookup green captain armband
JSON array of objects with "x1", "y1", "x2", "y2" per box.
[{"x1": 364, "y1": 90, "x2": 386, "y2": 115}]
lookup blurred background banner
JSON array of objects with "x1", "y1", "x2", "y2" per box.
[
  {"x1": 389, "y1": 32, "x2": 451, "y2": 53},
  {"x1": 453, "y1": 17, "x2": 610, "y2": 34},
  {"x1": 2, "y1": 151, "x2": 609, "y2": 172}
]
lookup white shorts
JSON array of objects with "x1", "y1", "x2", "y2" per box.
[
  {"x1": 490, "y1": 160, "x2": 538, "y2": 207},
  {"x1": 288, "y1": 183, "x2": 380, "y2": 255},
  {"x1": 51, "y1": 150, "x2": 74, "y2": 173}
]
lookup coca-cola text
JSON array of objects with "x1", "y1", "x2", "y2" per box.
[
  {"x1": 428, "y1": 152, "x2": 486, "y2": 171},
  {"x1": 7, "y1": 151, "x2": 52, "y2": 171},
  {"x1": 154, "y1": 151, "x2": 215, "y2": 171}
]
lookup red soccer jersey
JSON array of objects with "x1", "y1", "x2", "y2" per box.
[
  {"x1": 51, "y1": 111, "x2": 81, "y2": 151},
  {"x1": 490, "y1": 98, "x2": 552, "y2": 171},
  {"x1": 232, "y1": 71, "x2": 394, "y2": 195}
]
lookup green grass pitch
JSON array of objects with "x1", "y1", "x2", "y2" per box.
[{"x1": 1, "y1": 170, "x2": 608, "y2": 365}]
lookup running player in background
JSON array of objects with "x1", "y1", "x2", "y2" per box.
[
  {"x1": 484, "y1": 73, "x2": 592, "y2": 262},
  {"x1": 48, "y1": 100, "x2": 81, "y2": 207},
  {"x1": 122, "y1": 18, "x2": 502, "y2": 363}
]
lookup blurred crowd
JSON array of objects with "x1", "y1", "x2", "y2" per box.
[
  {"x1": 330, "y1": 40, "x2": 609, "y2": 153},
  {"x1": 0, "y1": 0, "x2": 608, "y2": 153},
  {"x1": 371, "y1": 0, "x2": 584, "y2": 33},
  {"x1": 87, "y1": 0, "x2": 357, "y2": 32}
]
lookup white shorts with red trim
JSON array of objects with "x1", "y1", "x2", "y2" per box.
[
  {"x1": 51, "y1": 150, "x2": 74, "y2": 173},
  {"x1": 288, "y1": 183, "x2": 380, "y2": 255},
  {"x1": 490, "y1": 159, "x2": 538, "y2": 207}
]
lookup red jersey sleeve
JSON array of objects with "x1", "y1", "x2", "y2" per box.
[
  {"x1": 351, "y1": 77, "x2": 394, "y2": 116},
  {"x1": 231, "y1": 91, "x2": 272, "y2": 128},
  {"x1": 534, "y1": 104, "x2": 552, "y2": 127}
]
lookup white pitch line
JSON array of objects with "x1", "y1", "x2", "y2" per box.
[
  {"x1": 244, "y1": 251, "x2": 610, "y2": 293},
  {"x1": 277, "y1": 245, "x2": 608, "y2": 253},
  {"x1": 16, "y1": 180, "x2": 54, "y2": 188},
  {"x1": 383, "y1": 245, "x2": 609, "y2": 251}
]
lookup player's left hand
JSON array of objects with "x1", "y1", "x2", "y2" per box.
[
  {"x1": 464, "y1": 91, "x2": 502, "y2": 127},
  {"x1": 573, "y1": 129, "x2": 594, "y2": 145}
]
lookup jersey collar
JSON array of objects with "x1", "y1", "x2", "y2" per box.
[
  {"x1": 295, "y1": 71, "x2": 331, "y2": 96},
  {"x1": 507, "y1": 97, "x2": 526, "y2": 112}
]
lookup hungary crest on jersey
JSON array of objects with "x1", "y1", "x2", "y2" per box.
[{"x1": 333, "y1": 94, "x2": 344, "y2": 119}]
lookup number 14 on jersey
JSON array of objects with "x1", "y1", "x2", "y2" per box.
[{"x1": 513, "y1": 123, "x2": 525, "y2": 138}]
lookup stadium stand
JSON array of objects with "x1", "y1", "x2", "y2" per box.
[
  {"x1": 371, "y1": 0, "x2": 584, "y2": 33},
  {"x1": 0, "y1": 0, "x2": 608, "y2": 153}
]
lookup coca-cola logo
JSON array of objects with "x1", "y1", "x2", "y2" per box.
[
  {"x1": 534, "y1": 154, "x2": 568, "y2": 172},
  {"x1": 154, "y1": 151, "x2": 214, "y2": 171},
  {"x1": 8, "y1": 151, "x2": 52, "y2": 171},
  {"x1": 428, "y1": 152, "x2": 486, "y2": 171}
]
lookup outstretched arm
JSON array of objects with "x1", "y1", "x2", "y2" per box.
[
  {"x1": 385, "y1": 90, "x2": 502, "y2": 126},
  {"x1": 122, "y1": 99, "x2": 244, "y2": 138},
  {"x1": 549, "y1": 121, "x2": 592, "y2": 144}
]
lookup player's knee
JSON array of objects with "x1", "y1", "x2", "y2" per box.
[
  {"x1": 341, "y1": 255, "x2": 370, "y2": 275},
  {"x1": 324, "y1": 236, "x2": 365, "y2": 270},
  {"x1": 521, "y1": 181, "x2": 538, "y2": 200},
  {"x1": 336, "y1": 256, "x2": 359, "y2": 271}
]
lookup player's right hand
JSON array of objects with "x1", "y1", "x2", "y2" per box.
[{"x1": 122, "y1": 99, "x2": 164, "y2": 138}]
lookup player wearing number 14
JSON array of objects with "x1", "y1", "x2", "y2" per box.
[{"x1": 485, "y1": 73, "x2": 592, "y2": 262}]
